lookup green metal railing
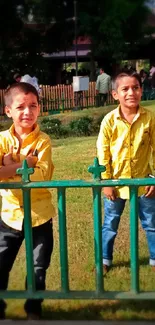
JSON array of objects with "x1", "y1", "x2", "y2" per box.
[{"x1": 0, "y1": 157, "x2": 155, "y2": 300}]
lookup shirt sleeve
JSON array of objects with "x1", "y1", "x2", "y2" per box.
[
  {"x1": 0, "y1": 136, "x2": 4, "y2": 168},
  {"x1": 96, "y1": 117, "x2": 112, "y2": 179},
  {"x1": 150, "y1": 114, "x2": 155, "y2": 173},
  {"x1": 96, "y1": 76, "x2": 100, "y2": 91},
  {"x1": 30, "y1": 138, "x2": 54, "y2": 182}
]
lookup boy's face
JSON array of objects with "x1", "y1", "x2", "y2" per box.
[
  {"x1": 5, "y1": 92, "x2": 40, "y2": 132},
  {"x1": 112, "y1": 76, "x2": 142, "y2": 110}
]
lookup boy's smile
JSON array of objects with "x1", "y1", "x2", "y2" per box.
[
  {"x1": 112, "y1": 76, "x2": 142, "y2": 110},
  {"x1": 5, "y1": 92, "x2": 40, "y2": 133}
]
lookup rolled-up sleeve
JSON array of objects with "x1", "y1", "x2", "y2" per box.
[
  {"x1": 30, "y1": 139, "x2": 54, "y2": 181},
  {"x1": 97, "y1": 118, "x2": 112, "y2": 179}
]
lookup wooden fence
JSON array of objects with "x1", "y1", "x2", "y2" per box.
[{"x1": 0, "y1": 82, "x2": 115, "y2": 117}]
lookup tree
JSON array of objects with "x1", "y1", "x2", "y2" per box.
[
  {"x1": 0, "y1": 0, "x2": 75, "y2": 85},
  {"x1": 78, "y1": 0, "x2": 154, "y2": 72},
  {"x1": 0, "y1": 0, "x2": 153, "y2": 85}
]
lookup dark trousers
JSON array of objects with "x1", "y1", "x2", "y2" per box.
[
  {"x1": 0, "y1": 218, "x2": 53, "y2": 315},
  {"x1": 98, "y1": 93, "x2": 108, "y2": 106}
]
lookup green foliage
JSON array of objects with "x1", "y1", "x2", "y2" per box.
[
  {"x1": 0, "y1": 0, "x2": 74, "y2": 85},
  {"x1": 41, "y1": 118, "x2": 62, "y2": 137},
  {"x1": 69, "y1": 116, "x2": 94, "y2": 136},
  {"x1": 40, "y1": 118, "x2": 70, "y2": 138},
  {"x1": 0, "y1": 123, "x2": 6, "y2": 131},
  {"x1": 78, "y1": 0, "x2": 154, "y2": 61},
  {"x1": 0, "y1": 0, "x2": 153, "y2": 84},
  {"x1": 40, "y1": 115, "x2": 103, "y2": 138},
  {"x1": 92, "y1": 114, "x2": 105, "y2": 133}
]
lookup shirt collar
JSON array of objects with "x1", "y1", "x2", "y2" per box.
[
  {"x1": 116, "y1": 104, "x2": 146, "y2": 119},
  {"x1": 9, "y1": 123, "x2": 40, "y2": 140}
]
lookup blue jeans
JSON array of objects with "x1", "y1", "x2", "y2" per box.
[{"x1": 102, "y1": 195, "x2": 155, "y2": 266}]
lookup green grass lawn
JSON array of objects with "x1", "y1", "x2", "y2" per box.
[{"x1": 4, "y1": 100, "x2": 155, "y2": 320}]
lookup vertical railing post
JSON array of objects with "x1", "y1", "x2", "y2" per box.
[
  {"x1": 93, "y1": 187, "x2": 103, "y2": 293},
  {"x1": 23, "y1": 188, "x2": 35, "y2": 291},
  {"x1": 129, "y1": 186, "x2": 139, "y2": 293},
  {"x1": 58, "y1": 188, "x2": 69, "y2": 292},
  {"x1": 16, "y1": 160, "x2": 35, "y2": 292},
  {"x1": 88, "y1": 158, "x2": 106, "y2": 293}
]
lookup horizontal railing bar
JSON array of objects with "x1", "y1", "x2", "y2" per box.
[
  {"x1": 0, "y1": 290, "x2": 155, "y2": 299},
  {"x1": 0, "y1": 178, "x2": 155, "y2": 189}
]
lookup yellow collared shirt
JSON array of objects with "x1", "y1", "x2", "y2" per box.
[
  {"x1": 0, "y1": 124, "x2": 55, "y2": 230},
  {"x1": 97, "y1": 105, "x2": 155, "y2": 199}
]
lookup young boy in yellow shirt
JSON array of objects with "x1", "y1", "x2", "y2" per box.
[
  {"x1": 97, "y1": 72, "x2": 155, "y2": 273},
  {"x1": 0, "y1": 82, "x2": 55, "y2": 319}
]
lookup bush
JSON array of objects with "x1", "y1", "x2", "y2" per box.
[
  {"x1": 40, "y1": 114, "x2": 105, "y2": 138},
  {"x1": 92, "y1": 114, "x2": 105, "y2": 133},
  {"x1": 69, "y1": 116, "x2": 93, "y2": 136},
  {"x1": 40, "y1": 118, "x2": 63, "y2": 138},
  {"x1": 40, "y1": 117, "x2": 51, "y2": 125},
  {"x1": 0, "y1": 124, "x2": 5, "y2": 131}
]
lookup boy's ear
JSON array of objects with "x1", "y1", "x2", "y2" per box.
[
  {"x1": 112, "y1": 90, "x2": 119, "y2": 100},
  {"x1": 5, "y1": 106, "x2": 12, "y2": 118}
]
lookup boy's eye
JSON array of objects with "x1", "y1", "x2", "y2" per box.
[
  {"x1": 17, "y1": 106, "x2": 24, "y2": 110},
  {"x1": 122, "y1": 88, "x2": 128, "y2": 91},
  {"x1": 121, "y1": 86, "x2": 140, "y2": 91}
]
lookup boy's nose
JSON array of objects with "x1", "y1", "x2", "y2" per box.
[
  {"x1": 24, "y1": 107, "x2": 31, "y2": 114},
  {"x1": 128, "y1": 88, "x2": 134, "y2": 95}
]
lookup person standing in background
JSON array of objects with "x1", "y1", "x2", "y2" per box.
[{"x1": 96, "y1": 67, "x2": 111, "y2": 106}]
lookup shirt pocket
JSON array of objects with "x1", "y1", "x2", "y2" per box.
[{"x1": 140, "y1": 129, "x2": 150, "y2": 146}]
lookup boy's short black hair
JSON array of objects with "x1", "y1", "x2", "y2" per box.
[
  {"x1": 112, "y1": 72, "x2": 142, "y2": 90},
  {"x1": 4, "y1": 82, "x2": 39, "y2": 107}
]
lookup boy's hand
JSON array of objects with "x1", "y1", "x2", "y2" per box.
[
  {"x1": 145, "y1": 186, "x2": 155, "y2": 198},
  {"x1": 3, "y1": 146, "x2": 15, "y2": 166},
  {"x1": 103, "y1": 187, "x2": 117, "y2": 201},
  {"x1": 26, "y1": 153, "x2": 38, "y2": 168}
]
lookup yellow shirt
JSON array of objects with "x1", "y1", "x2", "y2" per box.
[
  {"x1": 0, "y1": 124, "x2": 55, "y2": 230},
  {"x1": 97, "y1": 105, "x2": 155, "y2": 199}
]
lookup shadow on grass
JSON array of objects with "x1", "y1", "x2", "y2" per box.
[
  {"x1": 6, "y1": 298, "x2": 155, "y2": 321},
  {"x1": 113, "y1": 257, "x2": 149, "y2": 269},
  {"x1": 42, "y1": 300, "x2": 155, "y2": 321},
  {"x1": 6, "y1": 258, "x2": 155, "y2": 320}
]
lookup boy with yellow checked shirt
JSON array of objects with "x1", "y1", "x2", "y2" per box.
[
  {"x1": 97, "y1": 72, "x2": 155, "y2": 273},
  {"x1": 0, "y1": 82, "x2": 55, "y2": 319}
]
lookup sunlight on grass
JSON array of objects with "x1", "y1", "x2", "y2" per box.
[{"x1": 4, "y1": 100, "x2": 155, "y2": 320}]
